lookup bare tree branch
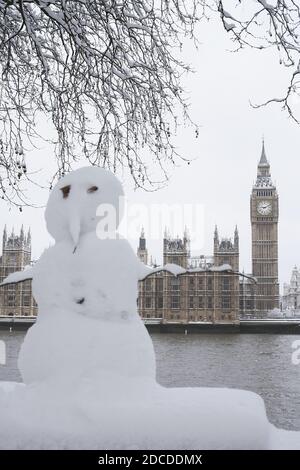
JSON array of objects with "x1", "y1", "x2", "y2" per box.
[
  {"x1": 0, "y1": 0, "x2": 205, "y2": 207},
  {"x1": 2, "y1": 1, "x2": 300, "y2": 208},
  {"x1": 218, "y1": 1, "x2": 300, "y2": 122}
]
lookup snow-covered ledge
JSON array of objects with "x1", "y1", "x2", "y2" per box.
[{"x1": 0, "y1": 167, "x2": 299, "y2": 450}]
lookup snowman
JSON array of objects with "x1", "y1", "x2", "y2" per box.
[
  {"x1": 1, "y1": 166, "x2": 167, "y2": 385},
  {"x1": 0, "y1": 166, "x2": 279, "y2": 450}
]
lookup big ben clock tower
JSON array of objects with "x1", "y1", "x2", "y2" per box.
[{"x1": 250, "y1": 141, "x2": 279, "y2": 314}]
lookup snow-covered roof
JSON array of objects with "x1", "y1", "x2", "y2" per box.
[
  {"x1": 210, "y1": 263, "x2": 232, "y2": 272},
  {"x1": 143, "y1": 262, "x2": 251, "y2": 279}
]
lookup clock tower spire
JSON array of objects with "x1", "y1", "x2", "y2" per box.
[
  {"x1": 258, "y1": 138, "x2": 270, "y2": 177},
  {"x1": 250, "y1": 140, "x2": 279, "y2": 314}
]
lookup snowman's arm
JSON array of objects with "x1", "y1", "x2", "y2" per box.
[
  {"x1": 0, "y1": 266, "x2": 34, "y2": 286},
  {"x1": 138, "y1": 262, "x2": 186, "y2": 281}
]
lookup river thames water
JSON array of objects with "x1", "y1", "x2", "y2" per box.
[{"x1": 1, "y1": 330, "x2": 300, "y2": 431}]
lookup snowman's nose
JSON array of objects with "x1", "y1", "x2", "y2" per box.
[{"x1": 68, "y1": 208, "x2": 81, "y2": 251}]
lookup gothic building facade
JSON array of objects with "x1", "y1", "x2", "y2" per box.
[
  {"x1": 138, "y1": 227, "x2": 242, "y2": 324},
  {"x1": 0, "y1": 227, "x2": 37, "y2": 316}
]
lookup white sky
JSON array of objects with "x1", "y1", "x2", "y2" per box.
[{"x1": 0, "y1": 14, "x2": 299, "y2": 290}]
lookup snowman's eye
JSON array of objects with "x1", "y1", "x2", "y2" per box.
[
  {"x1": 87, "y1": 186, "x2": 98, "y2": 193},
  {"x1": 61, "y1": 185, "x2": 71, "y2": 199}
]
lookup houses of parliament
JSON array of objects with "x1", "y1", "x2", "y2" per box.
[
  {"x1": 137, "y1": 141, "x2": 279, "y2": 323},
  {"x1": 0, "y1": 143, "x2": 280, "y2": 322}
]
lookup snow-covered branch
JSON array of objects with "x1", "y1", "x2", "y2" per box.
[
  {"x1": 2, "y1": 1, "x2": 300, "y2": 207},
  {"x1": 218, "y1": 0, "x2": 300, "y2": 121},
  {"x1": 0, "y1": 0, "x2": 205, "y2": 206}
]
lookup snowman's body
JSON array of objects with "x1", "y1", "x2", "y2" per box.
[
  {"x1": 33, "y1": 234, "x2": 140, "y2": 320},
  {"x1": 20, "y1": 232, "x2": 155, "y2": 384}
]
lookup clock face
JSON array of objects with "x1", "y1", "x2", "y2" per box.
[{"x1": 257, "y1": 200, "x2": 272, "y2": 215}]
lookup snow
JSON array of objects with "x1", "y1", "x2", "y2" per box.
[
  {"x1": 260, "y1": 0, "x2": 276, "y2": 10},
  {"x1": 223, "y1": 20, "x2": 236, "y2": 32},
  {"x1": 0, "y1": 377, "x2": 298, "y2": 449},
  {"x1": 0, "y1": 166, "x2": 299, "y2": 449},
  {"x1": 19, "y1": 243, "x2": 155, "y2": 384},
  {"x1": 147, "y1": 262, "x2": 187, "y2": 277},
  {"x1": 139, "y1": 263, "x2": 234, "y2": 280},
  {"x1": 210, "y1": 263, "x2": 232, "y2": 272},
  {"x1": 0, "y1": 264, "x2": 33, "y2": 285},
  {"x1": 269, "y1": 427, "x2": 300, "y2": 450},
  {"x1": 0, "y1": 380, "x2": 270, "y2": 450}
]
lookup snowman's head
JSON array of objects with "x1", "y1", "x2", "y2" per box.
[{"x1": 45, "y1": 166, "x2": 124, "y2": 246}]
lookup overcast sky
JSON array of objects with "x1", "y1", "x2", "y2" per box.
[{"x1": 0, "y1": 14, "x2": 299, "y2": 290}]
